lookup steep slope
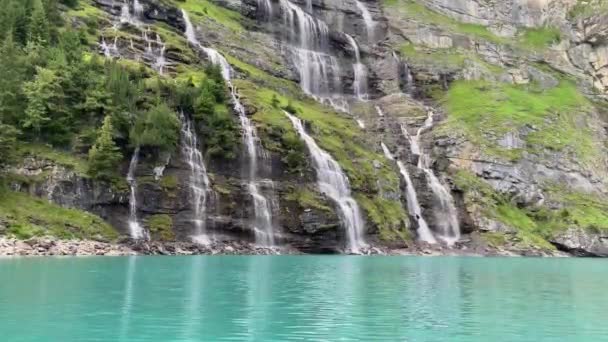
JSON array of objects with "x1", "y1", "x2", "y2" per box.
[{"x1": 1, "y1": 0, "x2": 607, "y2": 256}]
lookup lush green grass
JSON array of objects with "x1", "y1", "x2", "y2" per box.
[
  {"x1": 171, "y1": 0, "x2": 244, "y2": 32},
  {"x1": 438, "y1": 80, "x2": 595, "y2": 161},
  {"x1": 356, "y1": 195, "x2": 410, "y2": 243},
  {"x1": 519, "y1": 27, "x2": 561, "y2": 50},
  {"x1": 0, "y1": 190, "x2": 118, "y2": 240},
  {"x1": 146, "y1": 214, "x2": 175, "y2": 241},
  {"x1": 286, "y1": 187, "x2": 333, "y2": 212},
  {"x1": 18, "y1": 144, "x2": 89, "y2": 176}
]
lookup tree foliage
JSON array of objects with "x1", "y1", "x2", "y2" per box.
[{"x1": 88, "y1": 116, "x2": 122, "y2": 180}]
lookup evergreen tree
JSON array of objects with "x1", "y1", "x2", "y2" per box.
[
  {"x1": 193, "y1": 88, "x2": 216, "y2": 120},
  {"x1": 130, "y1": 104, "x2": 180, "y2": 152},
  {"x1": 28, "y1": 0, "x2": 50, "y2": 45},
  {"x1": 88, "y1": 116, "x2": 122, "y2": 180},
  {"x1": 0, "y1": 122, "x2": 19, "y2": 167},
  {"x1": 22, "y1": 67, "x2": 63, "y2": 140},
  {"x1": 0, "y1": 34, "x2": 25, "y2": 125}
]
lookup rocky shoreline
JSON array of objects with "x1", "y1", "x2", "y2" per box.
[{"x1": 0, "y1": 236, "x2": 574, "y2": 257}]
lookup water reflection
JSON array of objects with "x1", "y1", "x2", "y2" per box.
[{"x1": 1, "y1": 257, "x2": 608, "y2": 341}]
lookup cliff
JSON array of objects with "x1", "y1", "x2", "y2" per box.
[{"x1": 1, "y1": 0, "x2": 607, "y2": 256}]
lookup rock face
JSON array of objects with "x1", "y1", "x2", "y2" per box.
[{"x1": 5, "y1": 0, "x2": 608, "y2": 257}]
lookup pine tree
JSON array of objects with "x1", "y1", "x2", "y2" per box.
[
  {"x1": 0, "y1": 122, "x2": 19, "y2": 167},
  {"x1": 88, "y1": 116, "x2": 122, "y2": 180},
  {"x1": 28, "y1": 0, "x2": 50, "y2": 45},
  {"x1": 22, "y1": 67, "x2": 62, "y2": 139},
  {"x1": 0, "y1": 34, "x2": 25, "y2": 125}
]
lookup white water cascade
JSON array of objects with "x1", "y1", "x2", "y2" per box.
[
  {"x1": 126, "y1": 147, "x2": 148, "y2": 240},
  {"x1": 403, "y1": 111, "x2": 460, "y2": 244},
  {"x1": 256, "y1": 0, "x2": 273, "y2": 20},
  {"x1": 345, "y1": 34, "x2": 368, "y2": 101},
  {"x1": 355, "y1": 1, "x2": 376, "y2": 43},
  {"x1": 99, "y1": 37, "x2": 119, "y2": 58},
  {"x1": 140, "y1": 30, "x2": 167, "y2": 75},
  {"x1": 384, "y1": 146, "x2": 437, "y2": 244},
  {"x1": 179, "y1": 112, "x2": 212, "y2": 244},
  {"x1": 285, "y1": 111, "x2": 366, "y2": 253},
  {"x1": 183, "y1": 10, "x2": 276, "y2": 246},
  {"x1": 278, "y1": 0, "x2": 347, "y2": 112}
]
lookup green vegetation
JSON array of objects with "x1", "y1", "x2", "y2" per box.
[
  {"x1": 286, "y1": 187, "x2": 333, "y2": 212},
  {"x1": 569, "y1": 0, "x2": 608, "y2": 20},
  {"x1": 455, "y1": 170, "x2": 608, "y2": 250},
  {"x1": 356, "y1": 195, "x2": 411, "y2": 243},
  {"x1": 171, "y1": 0, "x2": 245, "y2": 32},
  {"x1": 439, "y1": 80, "x2": 596, "y2": 161},
  {"x1": 89, "y1": 116, "x2": 123, "y2": 180},
  {"x1": 383, "y1": 0, "x2": 504, "y2": 44},
  {"x1": 146, "y1": 214, "x2": 175, "y2": 241},
  {"x1": 385, "y1": 0, "x2": 560, "y2": 51},
  {"x1": 519, "y1": 27, "x2": 561, "y2": 50},
  {"x1": 0, "y1": 189, "x2": 118, "y2": 240}
]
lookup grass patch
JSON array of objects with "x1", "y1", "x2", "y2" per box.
[
  {"x1": 0, "y1": 190, "x2": 118, "y2": 240},
  {"x1": 171, "y1": 0, "x2": 244, "y2": 32},
  {"x1": 356, "y1": 194, "x2": 410, "y2": 243},
  {"x1": 286, "y1": 187, "x2": 333, "y2": 212},
  {"x1": 438, "y1": 80, "x2": 596, "y2": 161},
  {"x1": 18, "y1": 144, "x2": 89, "y2": 176},
  {"x1": 569, "y1": 0, "x2": 608, "y2": 19},
  {"x1": 383, "y1": 0, "x2": 504, "y2": 44},
  {"x1": 518, "y1": 27, "x2": 561, "y2": 50},
  {"x1": 146, "y1": 214, "x2": 175, "y2": 241}
]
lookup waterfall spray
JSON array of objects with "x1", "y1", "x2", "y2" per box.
[
  {"x1": 285, "y1": 111, "x2": 366, "y2": 253},
  {"x1": 182, "y1": 10, "x2": 276, "y2": 246}
]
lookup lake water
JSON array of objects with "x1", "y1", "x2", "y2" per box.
[{"x1": 1, "y1": 256, "x2": 607, "y2": 341}]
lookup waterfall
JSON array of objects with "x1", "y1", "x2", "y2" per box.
[
  {"x1": 278, "y1": 0, "x2": 347, "y2": 112},
  {"x1": 179, "y1": 112, "x2": 212, "y2": 244},
  {"x1": 375, "y1": 105, "x2": 384, "y2": 117},
  {"x1": 403, "y1": 111, "x2": 460, "y2": 244},
  {"x1": 126, "y1": 147, "x2": 147, "y2": 240},
  {"x1": 133, "y1": 0, "x2": 144, "y2": 18},
  {"x1": 120, "y1": 1, "x2": 132, "y2": 24},
  {"x1": 256, "y1": 0, "x2": 273, "y2": 20},
  {"x1": 397, "y1": 161, "x2": 437, "y2": 244},
  {"x1": 381, "y1": 142, "x2": 394, "y2": 160},
  {"x1": 285, "y1": 111, "x2": 366, "y2": 253},
  {"x1": 380, "y1": 143, "x2": 435, "y2": 243},
  {"x1": 345, "y1": 34, "x2": 368, "y2": 101},
  {"x1": 100, "y1": 36, "x2": 119, "y2": 58},
  {"x1": 153, "y1": 36, "x2": 167, "y2": 75},
  {"x1": 355, "y1": 1, "x2": 376, "y2": 43},
  {"x1": 356, "y1": 119, "x2": 365, "y2": 129},
  {"x1": 183, "y1": 10, "x2": 276, "y2": 246}
]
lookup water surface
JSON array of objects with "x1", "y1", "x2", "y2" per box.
[{"x1": 1, "y1": 256, "x2": 607, "y2": 341}]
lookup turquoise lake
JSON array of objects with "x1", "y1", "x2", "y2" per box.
[{"x1": 1, "y1": 256, "x2": 607, "y2": 341}]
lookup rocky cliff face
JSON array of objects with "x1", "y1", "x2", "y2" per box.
[{"x1": 5, "y1": 0, "x2": 608, "y2": 256}]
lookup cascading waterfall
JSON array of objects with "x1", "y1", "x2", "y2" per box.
[
  {"x1": 387, "y1": 147, "x2": 437, "y2": 244},
  {"x1": 285, "y1": 111, "x2": 366, "y2": 253},
  {"x1": 183, "y1": 10, "x2": 276, "y2": 246},
  {"x1": 133, "y1": 0, "x2": 144, "y2": 18},
  {"x1": 345, "y1": 34, "x2": 368, "y2": 101},
  {"x1": 99, "y1": 37, "x2": 118, "y2": 58},
  {"x1": 356, "y1": 119, "x2": 366, "y2": 129},
  {"x1": 393, "y1": 51, "x2": 416, "y2": 94},
  {"x1": 179, "y1": 112, "x2": 212, "y2": 244},
  {"x1": 140, "y1": 29, "x2": 167, "y2": 75},
  {"x1": 381, "y1": 142, "x2": 393, "y2": 161},
  {"x1": 255, "y1": 0, "x2": 273, "y2": 20},
  {"x1": 278, "y1": 0, "x2": 347, "y2": 112},
  {"x1": 127, "y1": 147, "x2": 148, "y2": 240},
  {"x1": 403, "y1": 111, "x2": 460, "y2": 244},
  {"x1": 355, "y1": 1, "x2": 376, "y2": 43}
]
